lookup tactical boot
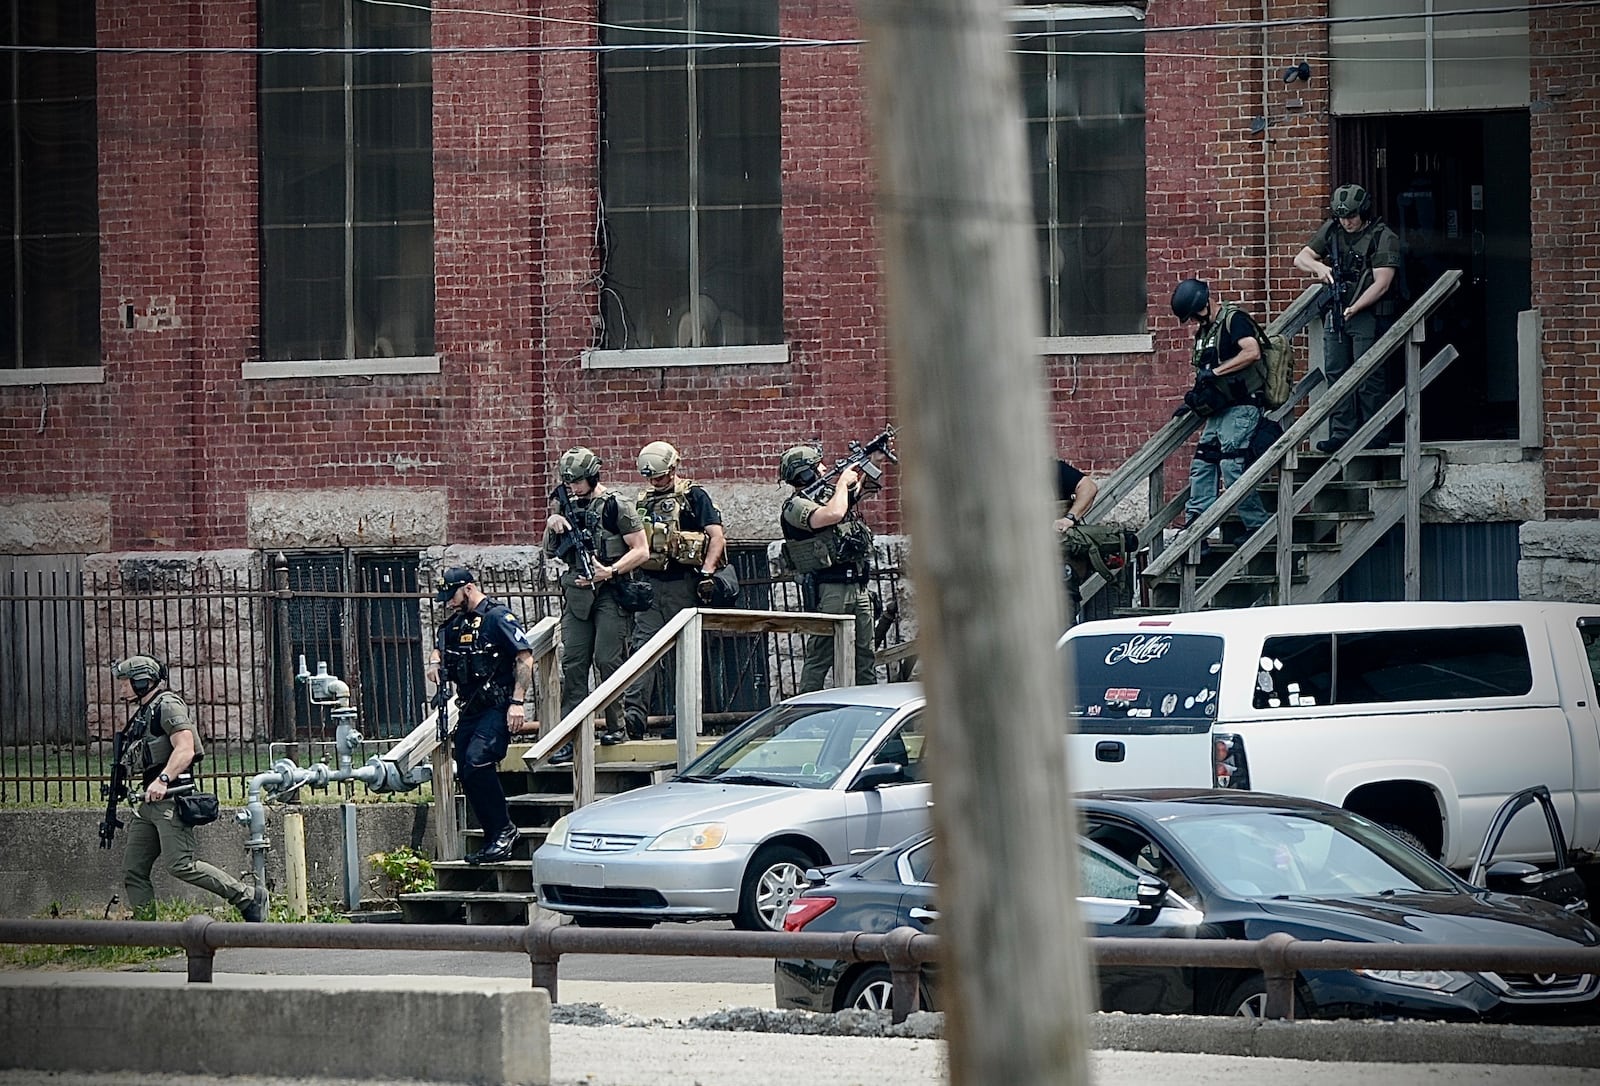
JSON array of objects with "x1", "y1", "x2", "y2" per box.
[
  {"x1": 549, "y1": 743, "x2": 574, "y2": 765},
  {"x1": 239, "y1": 885, "x2": 269, "y2": 923},
  {"x1": 599, "y1": 726, "x2": 627, "y2": 746},
  {"x1": 477, "y1": 825, "x2": 520, "y2": 864}
]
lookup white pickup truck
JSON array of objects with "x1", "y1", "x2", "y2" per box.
[{"x1": 1060, "y1": 601, "x2": 1600, "y2": 890}]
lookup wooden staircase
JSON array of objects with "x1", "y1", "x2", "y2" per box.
[{"x1": 398, "y1": 741, "x2": 689, "y2": 925}]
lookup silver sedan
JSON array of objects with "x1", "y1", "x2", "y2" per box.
[{"x1": 533, "y1": 684, "x2": 930, "y2": 930}]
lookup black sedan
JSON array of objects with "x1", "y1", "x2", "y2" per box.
[
  {"x1": 777, "y1": 790, "x2": 1600, "y2": 1022},
  {"x1": 1079, "y1": 790, "x2": 1600, "y2": 1022},
  {"x1": 775, "y1": 829, "x2": 1205, "y2": 1014}
]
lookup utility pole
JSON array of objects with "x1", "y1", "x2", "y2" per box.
[{"x1": 856, "y1": 2, "x2": 1093, "y2": 1084}]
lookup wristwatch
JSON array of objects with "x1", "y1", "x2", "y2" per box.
[
  {"x1": 158, "y1": 773, "x2": 171, "y2": 784},
  {"x1": 1063, "y1": 513, "x2": 1079, "y2": 525}
]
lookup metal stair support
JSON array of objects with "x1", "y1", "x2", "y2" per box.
[{"x1": 1138, "y1": 270, "x2": 1463, "y2": 611}]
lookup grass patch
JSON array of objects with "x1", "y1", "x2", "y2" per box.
[{"x1": 0, "y1": 896, "x2": 351, "y2": 970}]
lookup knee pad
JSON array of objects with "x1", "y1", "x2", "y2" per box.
[{"x1": 1196, "y1": 439, "x2": 1225, "y2": 464}]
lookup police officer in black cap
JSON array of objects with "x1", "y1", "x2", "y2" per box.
[{"x1": 427, "y1": 566, "x2": 535, "y2": 864}]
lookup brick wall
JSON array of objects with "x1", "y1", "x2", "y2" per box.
[{"x1": 1, "y1": 2, "x2": 1595, "y2": 557}]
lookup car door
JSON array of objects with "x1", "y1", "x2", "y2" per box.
[
  {"x1": 1467, "y1": 784, "x2": 1591, "y2": 917},
  {"x1": 844, "y1": 712, "x2": 934, "y2": 861},
  {"x1": 1075, "y1": 838, "x2": 1198, "y2": 1014}
]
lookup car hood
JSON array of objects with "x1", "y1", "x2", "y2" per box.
[
  {"x1": 1250, "y1": 891, "x2": 1600, "y2": 947},
  {"x1": 562, "y1": 780, "x2": 833, "y2": 838}
]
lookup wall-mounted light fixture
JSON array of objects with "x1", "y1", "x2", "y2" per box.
[{"x1": 1282, "y1": 60, "x2": 1312, "y2": 84}]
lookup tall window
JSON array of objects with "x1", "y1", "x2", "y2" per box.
[
  {"x1": 260, "y1": 0, "x2": 433, "y2": 362},
  {"x1": 1016, "y1": 6, "x2": 1146, "y2": 338},
  {"x1": 598, "y1": 1, "x2": 782, "y2": 351},
  {"x1": 0, "y1": 1, "x2": 100, "y2": 369}
]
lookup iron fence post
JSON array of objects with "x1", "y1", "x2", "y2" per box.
[
  {"x1": 1257, "y1": 930, "x2": 1297, "y2": 1020},
  {"x1": 883, "y1": 925, "x2": 922, "y2": 1023},
  {"x1": 272, "y1": 552, "x2": 294, "y2": 743},
  {"x1": 181, "y1": 915, "x2": 216, "y2": 983},
  {"x1": 525, "y1": 916, "x2": 562, "y2": 1003}
]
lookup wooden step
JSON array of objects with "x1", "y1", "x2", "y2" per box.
[
  {"x1": 433, "y1": 859, "x2": 535, "y2": 895},
  {"x1": 396, "y1": 889, "x2": 539, "y2": 926}
]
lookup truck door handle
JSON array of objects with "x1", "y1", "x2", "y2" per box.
[
  {"x1": 1096, "y1": 741, "x2": 1126, "y2": 763},
  {"x1": 909, "y1": 907, "x2": 940, "y2": 923}
]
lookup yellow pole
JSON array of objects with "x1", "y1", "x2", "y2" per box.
[{"x1": 284, "y1": 811, "x2": 309, "y2": 919}]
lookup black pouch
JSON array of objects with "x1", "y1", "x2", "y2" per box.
[
  {"x1": 1245, "y1": 417, "x2": 1286, "y2": 467},
  {"x1": 707, "y1": 564, "x2": 740, "y2": 607},
  {"x1": 174, "y1": 792, "x2": 221, "y2": 827},
  {"x1": 613, "y1": 574, "x2": 655, "y2": 613}
]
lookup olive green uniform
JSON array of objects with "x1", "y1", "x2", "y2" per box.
[
  {"x1": 120, "y1": 692, "x2": 256, "y2": 912},
  {"x1": 781, "y1": 489, "x2": 877, "y2": 692},
  {"x1": 542, "y1": 489, "x2": 645, "y2": 732},
  {"x1": 1308, "y1": 216, "x2": 1403, "y2": 446}
]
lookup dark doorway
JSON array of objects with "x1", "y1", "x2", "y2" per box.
[{"x1": 1334, "y1": 111, "x2": 1530, "y2": 440}]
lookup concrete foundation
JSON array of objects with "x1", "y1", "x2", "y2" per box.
[{"x1": 0, "y1": 972, "x2": 549, "y2": 1084}]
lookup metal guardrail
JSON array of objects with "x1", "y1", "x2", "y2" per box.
[{"x1": 5, "y1": 916, "x2": 1596, "y2": 1026}]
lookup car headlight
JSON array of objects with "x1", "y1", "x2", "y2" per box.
[
  {"x1": 1354, "y1": 969, "x2": 1472, "y2": 992},
  {"x1": 646, "y1": 822, "x2": 728, "y2": 851},
  {"x1": 545, "y1": 815, "x2": 570, "y2": 849}
]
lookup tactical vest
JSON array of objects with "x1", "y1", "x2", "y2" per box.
[
  {"x1": 637, "y1": 478, "x2": 711, "y2": 572},
  {"x1": 572, "y1": 492, "x2": 629, "y2": 564},
  {"x1": 1324, "y1": 219, "x2": 1400, "y2": 313},
  {"x1": 122, "y1": 691, "x2": 202, "y2": 785},
  {"x1": 437, "y1": 598, "x2": 516, "y2": 710},
  {"x1": 779, "y1": 485, "x2": 874, "y2": 579},
  {"x1": 1192, "y1": 302, "x2": 1267, "y2": 404}
]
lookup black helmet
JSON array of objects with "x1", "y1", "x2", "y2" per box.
[
  {"x1": 1331, "y1": 183, "x2": 1372, "y2": 218},
  {"x1": 112, "y1": 655, "x2": 166, "y2": 697},
  {"x1": 1170, "y1": 278, "x2": 1210, "y2": 322}
]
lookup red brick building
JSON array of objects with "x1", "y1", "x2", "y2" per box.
[{"x1": 2, "y1": 1, "x2": 1595, "y2": 597}]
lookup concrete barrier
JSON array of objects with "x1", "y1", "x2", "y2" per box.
[{"x1": 0, "y1": 972, "x2": 548, "y2": 1084}]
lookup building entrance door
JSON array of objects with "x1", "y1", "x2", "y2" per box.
[{"x1": 1334, "y1": 111, "x2": 1530, "y2": 441}]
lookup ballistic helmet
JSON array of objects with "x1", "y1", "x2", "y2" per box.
[
  {"x1": 1331, "y1": 183, "x2": 1371, "y2": 219},
  {"x1": 1170, "y1": 278, "x2": 1210, "y2": 322},
  {"x1": 779, "y1": 444, "x2": 824, "y2": 486},
  {"x1": 433, "y1": 565, "x2": 476, "y2": 603},
  {"x1": 558, "y1": 446, "x2": 602, "y2": 485},
  {"x1": 112, "y1": 655, "x2": 166, "y2": 696},
  {"x1": 638, "y1": 441, "x2": 681, "y2": 479}
]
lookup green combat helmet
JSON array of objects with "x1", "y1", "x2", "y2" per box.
[
  {"x1": 637, "y1": 441, "x2": 681, "y2": 479},
  {"x1": 559, "y1": 446, "x2": 602, "y2": 485},
  {"x1": 779, "y1": 444, "x2": 823, "y2": 486},
  {"x1": 112, "y1": 655, "x2": 166, "y2": 696},
  {"x1": 1331, "y1": 183, "x2": 1371, "y2": 218}
]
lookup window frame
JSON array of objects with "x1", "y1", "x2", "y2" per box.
[{"x1": 255, "y1": 0, "x2": 436, "y2": 374}]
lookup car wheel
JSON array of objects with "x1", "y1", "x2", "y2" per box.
[
  {"x1": 1378, "y1": 822, "x2": 1431, "y2": 857},
  {"x1": 843, "y1": 966, "x2": 896, "y2": 1012},
  {"x1": 736, "y1": 844, "x2": 811, "y2": 931},
  {"x1": 1217, "y1": 975, "x2": 1302, "y2": 1019}
]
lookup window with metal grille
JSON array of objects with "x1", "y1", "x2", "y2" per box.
[
  {"x1": 0, "y1": 1, "x2": 100, "y2": 369},
  {"x1": 259, "y1": 0, "x2": 434, "y2": 362},
  {"x1": 597, "y1": 0, "x2": 782, "y2": 350}
]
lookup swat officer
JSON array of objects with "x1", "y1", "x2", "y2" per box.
[
  {"x1": 1171, "y1": 278, "x2": 1269, "y2": 544},
  {"x1": 427, "y1": 567, "x2": 535, "y2": 864},
  {"x1": 542, "y1": 446, "x2": 651, "y2": 748},
  {"x1": 622, "y1": 441, "x2": 726, "y2": 740},
  {"x1": 778, "y1": 445, "x2": 877, "y2": 692},
  {"x1": 111, "y1": 655, "x2": 267, "y2": 920},
  {"x1": 1294, "y1": 183, "x2": 1402, "y2": 453}
]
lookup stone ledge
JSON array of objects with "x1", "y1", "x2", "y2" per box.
[{"x1": 0, "y1": 972, "x2": 549, "y2": 1084}]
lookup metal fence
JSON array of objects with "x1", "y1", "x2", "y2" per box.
[{"x1": 0, "y1": 546, "x2": 912, "y2": 805}]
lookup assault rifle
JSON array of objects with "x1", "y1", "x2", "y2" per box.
[
  {"x1": 798, "y1": 424, "x2": 899, "y2": 504},
  {"x1": 98, "y1": 720, "x2": 135, "y2": 848},
  {"x1": 1322, "y1": 230, "x2": 1351, "y2": 338},
  {"x1": 433, "y1": 671, "x2": 453, "y2": 745},
  {"x1": 549, "y1": 483, "x2": 598, "y2": 582}
]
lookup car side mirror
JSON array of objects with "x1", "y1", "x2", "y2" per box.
[
  {"x1": 1482, "y1": 859, "x2": 1542, "y2": 894},
  {"x1": 1131, "y1": 874, "x2": 1169, "y2": 924},
  {"x1": 849, "y1": 763, "x2": 902, "y2": 791}
]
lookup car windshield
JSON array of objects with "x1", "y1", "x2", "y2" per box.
[
  {"x1": 679, "y1": 701, "x2": 895, "y2": 790},
  {"x1": 1161, "y1": 810, "x2": 1460, "y2": 898},
  {"x1": 1067, "y1": 632, "x2": 1223, "y2": 733}
]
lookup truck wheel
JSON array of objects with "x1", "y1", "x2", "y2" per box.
[{"x1": 1379, "y1": 823, "x2": 1431, "y2": 857}]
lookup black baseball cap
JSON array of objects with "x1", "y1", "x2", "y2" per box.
[{"x1": 433, "y1": 566, "x2": 476, "y2": 602}]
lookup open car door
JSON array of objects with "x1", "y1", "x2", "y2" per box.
[{"x1": 1468, "y1": 785, "x2": 1590, "y2": 918}]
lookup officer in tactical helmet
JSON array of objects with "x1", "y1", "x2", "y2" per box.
[
  {"x1": 622, "y1": 441, "x2": 727, "y2": 740},
  {"x1": 1294, "y1": 182, "x2": 1403, "y2": 453},
  {"x1": 110, "y1": 654, "x2": 267, "y2": 920},
  {"x1": 542, "y1": 446, "x2": 651, "y2": 749},
  {"x1": 427, "y1": 567, "x2": 536, "y2": 863},
  {"x1": 778, "y1": 445, "x2": 877, "y2": 691},
  {"x1": 1171, "y1": 278, "x2": 1269, "y2": 548}
]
